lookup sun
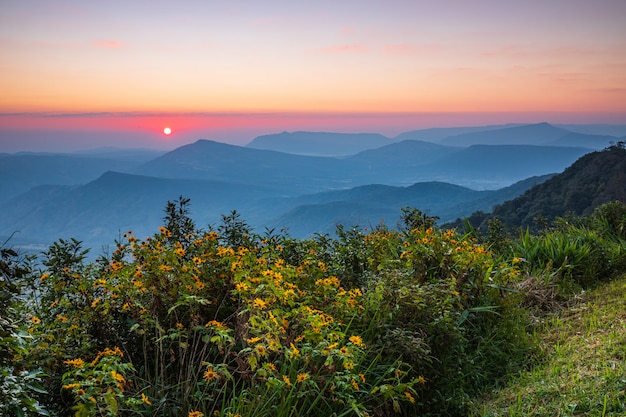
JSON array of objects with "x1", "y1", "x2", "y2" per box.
[{"x1": 163, "y1": 127, "x2": 172, "y2": 135}]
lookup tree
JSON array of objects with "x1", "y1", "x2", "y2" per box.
[{"x1": 163, "y1": 196, "x2": 196, "y2": 248}]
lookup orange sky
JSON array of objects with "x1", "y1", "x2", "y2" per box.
[{"x1": 1, "y1": 1, "x2": 625, "y2": 150}]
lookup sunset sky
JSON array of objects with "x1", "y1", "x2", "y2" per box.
[{"x1": 1, "y1": 0, "x2": 625, "y2": 151}]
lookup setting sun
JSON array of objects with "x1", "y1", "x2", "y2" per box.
[{"x1": 163, "y1": 127, "x2": 172, "y2": 135}]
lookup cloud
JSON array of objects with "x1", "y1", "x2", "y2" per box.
[{"x1": 92, "y1": 40, "x2": 122, "y2": 49}]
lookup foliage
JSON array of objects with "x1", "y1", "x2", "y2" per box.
[
  {"x1": 0, "y1": 242, "x2": 49, "y2": 416},
  {"x1": 9, "y1": 197, "x2": 626, "y2": 416},
  {"x1": 473, "y1": 275, "x2": 626, "y2": 416}
]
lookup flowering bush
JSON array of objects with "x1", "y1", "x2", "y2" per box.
[{"x1": 18, "y1": 204, "x2": 538, "y2": 416}]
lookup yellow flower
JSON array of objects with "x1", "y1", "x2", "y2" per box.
[
  {"x1": 405, "y1": 391, "x2": 416, "y2": 403},
  {"x1": 40, "y1": 273, "x2": 50, "y2": 282},
  {"x1": 351, "y1": 379, "x2": 360, "y2": 391},
  {"x1": 417, "y1": 375, "x2": 426, "y2": 384},
  {"x1": 255, "y1": 344, "x2": 267, "y2": 357},
  {"x1": 343, "y1": 360, "x2": 355, "y2": 370},
  {"x1": 348, "y1": 335, "x2": 363, "y2": 347},
  {"x1": 205, "y1": 320, "x2": 227, "y2": 330},
  {"x1": 29, "y1": 316, "x2": 41, "y2": 325},
  {"x1": 111, "y1": 371, "x2": 125, "y2": 384},
  {"x1": 288, "y1": 343, "x2": 300, "y2": 358},
  {"x1": 62, "y1": 383, "x2": 80, "y2": 390},
  {"x1": 188, "y1": 411, "x2": 204, "y2": 417},
  {"x1": 282, "y1": 375, "x2": 291, "y2": 387},
  {"x1": 236, "y1": 282, "x2": 249, "y2": 292},
  {"x1": 359, "y1": 373, "x2": 366, "y2": 383},
  {"x1": 296, "y1": 373, "x2": 308, "y2": 383},
  {"x1": 203, "y1": 366, "x2": 219, "y2": 382},
  {"x1": 265, "y1": 362, "x2": 277, "y2": 373},
  {"x1": 252, "y1": 298, "x2": 267, "y2": 309},
  {"x1": 175, "y1": 322, "x2": 184, "y2": 329},
  {"x1": 141, "y1": 392, "x2": 152, "y2": 405},
  {"x1": 64, "y1": 358, "x2": 85, "y2": 368},
  {"x1": 57, "y1": 314, "x2": 68, "y2": 323}
]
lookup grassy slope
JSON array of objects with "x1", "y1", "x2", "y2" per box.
[{"x1": 474, "y1": 276, "x2": 626, "y2": 416}]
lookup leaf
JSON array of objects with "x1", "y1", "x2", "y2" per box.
[
  {"x1": 104, "y1": 390, "x2": 118, "y2": 415},
  {"x1": 26, "y1": 382, "x2": 48, "y2": 394}
]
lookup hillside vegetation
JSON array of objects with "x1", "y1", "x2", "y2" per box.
[
  {"x1": 451, "y1": 144, "x2": 626, "y2": 231},
  {"x1": 2, "y1": 192, "x2": 626, "y2": 416}
]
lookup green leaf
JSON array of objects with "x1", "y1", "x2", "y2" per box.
[
  {"x1": 104, "y1": 390, "x2": 118, "y2": 415},
  {"x1": 26, "y1": 382, "x2": 48, "y2": 394}
]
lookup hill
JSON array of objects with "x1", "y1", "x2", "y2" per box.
[
  {"x1": 440, "y1": 122, "x2": 618, "y2": 149},
  {"x1": 246, "y1": 131, "x2": 391, "y2": 156},
  {"x1": 484, "y1": 145, "x2": 626, "y2": 227},
  {"x1": 418, "y1": 144, "x2": 589, "y2": 189},
  {"x1": 0, "y1": 171, "x2": 280, "y2": 249},
  {"x1": 133, "y1": 139, "x2": 588, "y2": 193},
  {"x1": 0, "y1": 153, "x2": 134, "y2": 203},
  {"x1": 393, "y1": 124, "x2": 522, "y2": 142},
  {"x1": 265, "y1": 177, "x2": 551, "y2": 237},
  {"x1": 133, "y1": 139, "x2": 354, "y2": 194}
]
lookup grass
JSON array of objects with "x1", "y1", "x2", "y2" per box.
[{"x1": 473, "y1": 275, "x2": 626, "y2": 416}]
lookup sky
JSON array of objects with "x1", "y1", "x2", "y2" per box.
[{"x1": 1, "y1": 0, "x2": 625, "y2": 152}]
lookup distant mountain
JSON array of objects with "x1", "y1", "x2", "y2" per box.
[
  {"x1": 72, "y1": 147, "x2": 166, "y2": 162},
  {"x1": 420, "y1": 144, "x2": 590, "y2": 189},
  {"x1": 0, "y1": 154, "x2": 134, "y2": 203},
  {"x1": 132, "y1": 138, "x2": 590, "y2": 193},
  {"x1": 440, "y1": 122, "x2": 570, "y2": 146},
  {"x1": 480, "y1": 145, "x2": 626, "y2": 228},
  {"x1": 393, "y1": 124, "x2": 523, "y2": 143},
  {"x1": 246, "y1": 131, "x2": 391, "y2": 156},
  {"x1": 0, "y1": 171, "x2": 280, "y2": 249},
  {"x1": 555, "y1": 124, "x2": 626, "y2": 138},
  {"x1": 344, "y1": 140, "x2": 461, "y2": 185},
  {"x1": 548, "y1": 132, "x2": 615, "y2": 149},
  {"x1": 133, "y1": 139, "x2": 354, "y2": 194},
  {"x1": 265, "y1": 177, "x2": 551, "y2": 238}
]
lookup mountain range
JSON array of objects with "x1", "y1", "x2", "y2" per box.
[{"x1": 1, "y1": 122, "x2": 623, "y2": 252}]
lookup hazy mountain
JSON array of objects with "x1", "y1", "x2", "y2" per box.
[
  {"x1": 472, "y1": 145, "x2": 626, "y2": 228},
  {"x1": 420, "y1": 144, "x2": 590, "y2": 189},
  {"x1": 134, "y1": 139, "x2": 355, "y2": 194},
  {"x1": 246, "y1": 131, "x2": 391, "y2": 156},
  {"x1": 440, "y1": 122, "x2": 570, "y2": 146},
  {"x1": 72, "y1": 147, "x2": 166, "y2": 162},
  {"x1": 133, "y1": 138, "x2": 589, "y2": 193},
  {"x1": 555, "y1": 124, "x2": 626, "y2": 138},
  {"x1": 0, "y1": 171, "x2": 280, "y2": 249},
  {"x1": 265, "y1": 177, "x2": 552, "y2": 238},
  {"x1": 393, "y1": 124, "x2": 523, "y2": 143},
  {"x1": 547, "y1": 132, "x2": 615, "y2": 149},
  {"x1": 0, "y1": 153, "x2": 134, "y2": 203}
]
